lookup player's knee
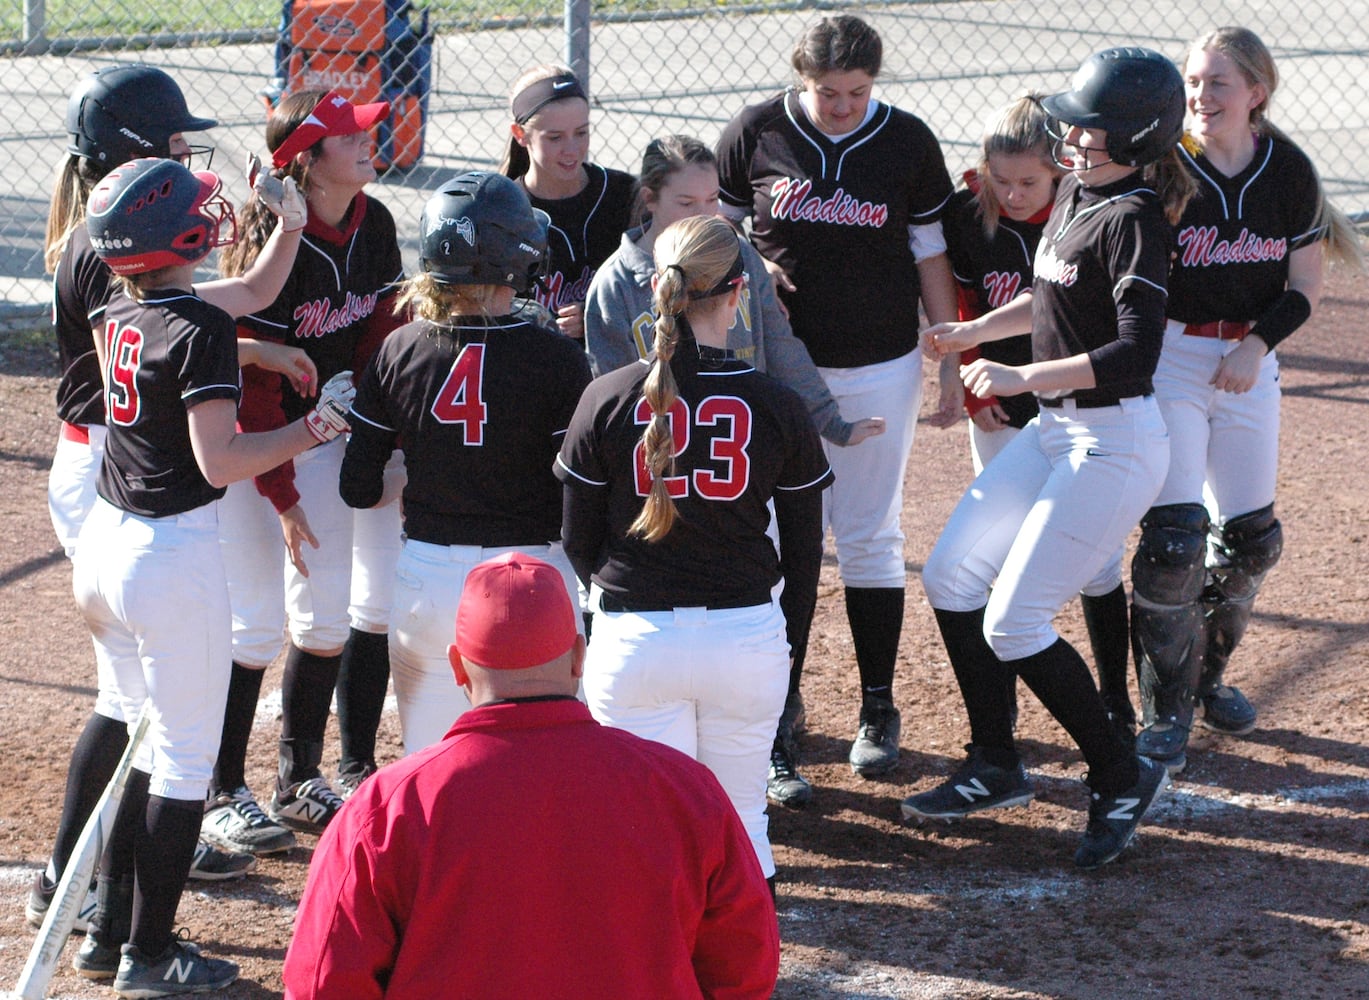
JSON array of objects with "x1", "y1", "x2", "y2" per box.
[
  {"x1": 1131, "y1": 502, "x2": 1209, "y2": 606},
  {"x1": 1208, "y1": 502, "x2": 1282, "y2": 601},
  {"x1": 232, "y1": 628, "x2": 286, "y2": 669},
  {"x1": 982, "y1": 610, "x2": 1052, "y2": 662}
]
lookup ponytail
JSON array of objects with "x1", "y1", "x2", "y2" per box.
[
  {"x1": 628, "y1": 263, "x2": 687, "y2": 542},
  {"x1": 220, "y1": 90, "x2": 323, "y2": 277},
  {"x1": 1145, "y1": 147, "x2": 1196, "y2": 225},
  {"x1": 628, "y1": 215, "x2": 743, "y2": 542}
]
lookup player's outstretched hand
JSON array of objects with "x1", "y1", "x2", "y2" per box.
[
  {"x1": 246, "y1": 340, "x2": 318, "y2": 397},
  {"x1": 961, "y1": 358, "x2": 1028, "y2": 399},
  {"x1": 278, "y1": 503, "x2": 319, "y2": 577},
  {"x1": 845, "y1": 416, "x2": 886, "y2": 446},
  {"x1": 249, "y1": 153, "x2": 307, "y2": 232},
  {"x1": 921, "y1": 321, "x2": 980, "y2": 360},
  {"x1": 304, "y1": 371, "x2": 355, "y2": 443},
  {"x1": 556, "y1": 302, "x2": 585, "y2": 341},
  {"x1": 761, "y1": 256, "x2": 796, "y2": 294}
]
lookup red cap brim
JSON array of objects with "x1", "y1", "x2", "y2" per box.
[{"x1": 270, "y1": 90, "x2": 392, "y2": 168}]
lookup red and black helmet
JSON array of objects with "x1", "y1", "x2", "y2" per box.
[{"x1": 86, "y1": 158, "x2": 236, "y2": 275}]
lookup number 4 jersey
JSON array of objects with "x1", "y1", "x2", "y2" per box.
[
  {"x1": 341, "y1": 313, "x2": 592, "y2": 546},
  {"x1": 555, "y1": 338, "x2": 834, "y2": 608}
]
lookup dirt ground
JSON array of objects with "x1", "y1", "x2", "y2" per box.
[{"x1": 0, "y1": 270, "x2": 1367, "y2": 999}]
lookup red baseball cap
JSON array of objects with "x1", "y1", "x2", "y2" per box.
[
  {"x1": 271, "y1": 90, "x2": 391, "y2": 168},
  {"x1": 454, "y1": 553, "x2": 577, "y2": 671}
]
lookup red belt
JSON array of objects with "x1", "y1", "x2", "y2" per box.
[
  {"x1": 1184, "y1": 320, "x2": 1249, "y2": 340},
  {"x1": 61, "y1": 422, "x2": 91, "y2": 444}
]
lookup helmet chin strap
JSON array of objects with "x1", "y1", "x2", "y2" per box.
[{"x1": 1051, "y1": 138, "x2": 1113, "y2": 174}]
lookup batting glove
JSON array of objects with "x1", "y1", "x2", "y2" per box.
[
  {"x1": 248, "y1": 153, "x2": 307, "y2": 233},
  {"x1": 304, "y1": 370, "x2": 355, "y2": 443}
]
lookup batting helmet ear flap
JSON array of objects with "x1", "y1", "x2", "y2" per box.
[
  {"x1": 420, "y1": 171, "x2": 548, "y2": 293},
  {"x1": 87, "y1": 159, "x2": 236, "y2": 275}
]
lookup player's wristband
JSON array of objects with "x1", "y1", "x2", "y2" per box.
[{"x1": 1250, "y1": 289, "x2": 1311, "y2": 352}]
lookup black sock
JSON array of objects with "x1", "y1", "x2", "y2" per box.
[
  {"x1": 845, "y1": 586, "x2": 904, "y2": 700},
  {"x1": 1012, "y1": 638, "x2": 1138, "y2": 793},
  {"x1": 933, "y1": 607, "x2": 1017, "y2": 767},
  {"x1": 281, "y1": 644, "x2": 341, "y2": 746},
  {"x1": 336, "y1": 628, "x2": 389, "y2": 773},
  {"x1": 52, "y1": 713, "x2": 128, "y2": 876},
  {"x1": 100, "y1": 769, "x2": 150, "y2": 885},
  {"x1": 130, "y1": 795, "x2": 202, "y2": 957},
  {"x1": 212, "y1": 663, "x2": 265, "y2": 795},
  {"x1": 1081, "y1": 585, "x2": 1134, "y2": 723}
]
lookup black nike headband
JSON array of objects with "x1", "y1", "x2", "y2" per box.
[{"x1": 511, "y1": 74, "x2": 587, "y2": 125}]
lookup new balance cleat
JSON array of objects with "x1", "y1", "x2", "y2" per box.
[
  {"x1": 766, "y1": 740, "x2": 813, "y2": 808},
  {"x1": 112, "y1": 935, "x2": 238, "y2": 998},
  {"x1": 187, "y1": 840, "x2": 256, "y2": 882},
  {"x1": 25, "y1": 871, "x2": 97, "y2": 934},
  {"x1": 73, "y1": 932, "x2": 122, "y2": 980},
  {"x1": 335, "y1": 763, "x2": 377, "y2": 802},
  {"x1": 849, "y1": 696, "x2": 901, "y2": 777},
  {"x1": 1198, "y1": 685, "x2": 1257, "y2": 735},
  {"x1": 901, "y1": 746, "x2": 1034, "y2": 822},
  {"x1": 202, "y1": 786, "x2": 295, "y2": 855},
  {"x1": 1074, "y1": 755, "x2": 1169, "y2": 870},
  {"x1": 269, "y1": 776, "x2": 345, "y2": 834}
]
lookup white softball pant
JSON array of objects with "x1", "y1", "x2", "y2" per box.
[
  {"x1": 967, "y1": 422, "x2": 1124, "y2": 597},
  {"x1": 924, "y1": 397, "x2": 1168, "y2": 661},
  {"x1": 73, "y1": 498, "x2": 230, "y2": 800},
  {"x1": 1152, "y1": 320, "x2": 1281, "y2": 519},
  {"x1": 348, "y1": 450, "x2": 405, "y2": 635},
  {"x1": 48, "y1": 423, "x2": 107, "y2": 559},
  {"x1": 389, "y1": 540, "x2": 581, "y2": 755},
  {"x1": 583, "y1": 596, "x2": 790, "y2": 877},
  {"x1": 218, "y1": 437, "x2": 354, "y2": 666},
  {"x1": 818, "y1": 350, "x2": 923, "y2": 588},
  {"x1": 48, "y1": 423, "x2": 125, "y2": 722}
]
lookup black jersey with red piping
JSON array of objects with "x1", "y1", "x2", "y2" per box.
[{"x1": 717, "y1": 91, "x2": 954, "y2": 369}]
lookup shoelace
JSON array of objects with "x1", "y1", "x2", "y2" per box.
[
  {"x1": 230, "y1": 790, "x2": 273, "y2": 826},
  {"x1": 298, "y1": 777, "x2": 344, "y2": 811}
]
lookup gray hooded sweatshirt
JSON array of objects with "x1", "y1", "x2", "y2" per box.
[{"x1": 584, "y1": 224, "x2": 853, "y2": 445}]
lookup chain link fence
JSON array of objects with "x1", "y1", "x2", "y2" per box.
[{"x1": 3, "y1": 0, "x2": 1367, "y2": 322}]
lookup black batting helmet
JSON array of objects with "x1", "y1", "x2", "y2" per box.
[
  {"x1": 65, "y1": 64, "x2": 217, "y2": 171},
  {"x1": 419, "y1": 172, "x2": 549, "y2": 293},
  {"x1": 86, "y1": 158, "x2": 236, "y2": 275},
  {"x1": 1041, "y1": 47, "x2": 1184, "y2": 168}
]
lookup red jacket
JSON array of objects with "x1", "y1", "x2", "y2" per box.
[{"x1": 283, "y1": 699, "x2": 779, "y2": 999}]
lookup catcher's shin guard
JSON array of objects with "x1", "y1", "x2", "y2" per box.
[
  {"x1": 1199, "y1": 503, "x2": 1283, "y2": 696},
  {"x1": 1130, "y1": 503, "x2": 1210, "y2": 732},
  {"x1": 1131, "y1": 601, "x2": 1206, "y2": 730}
]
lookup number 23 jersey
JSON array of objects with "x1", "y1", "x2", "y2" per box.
[{"x1": 555, "y1": 344, "x2": 834, "y2": 607}]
